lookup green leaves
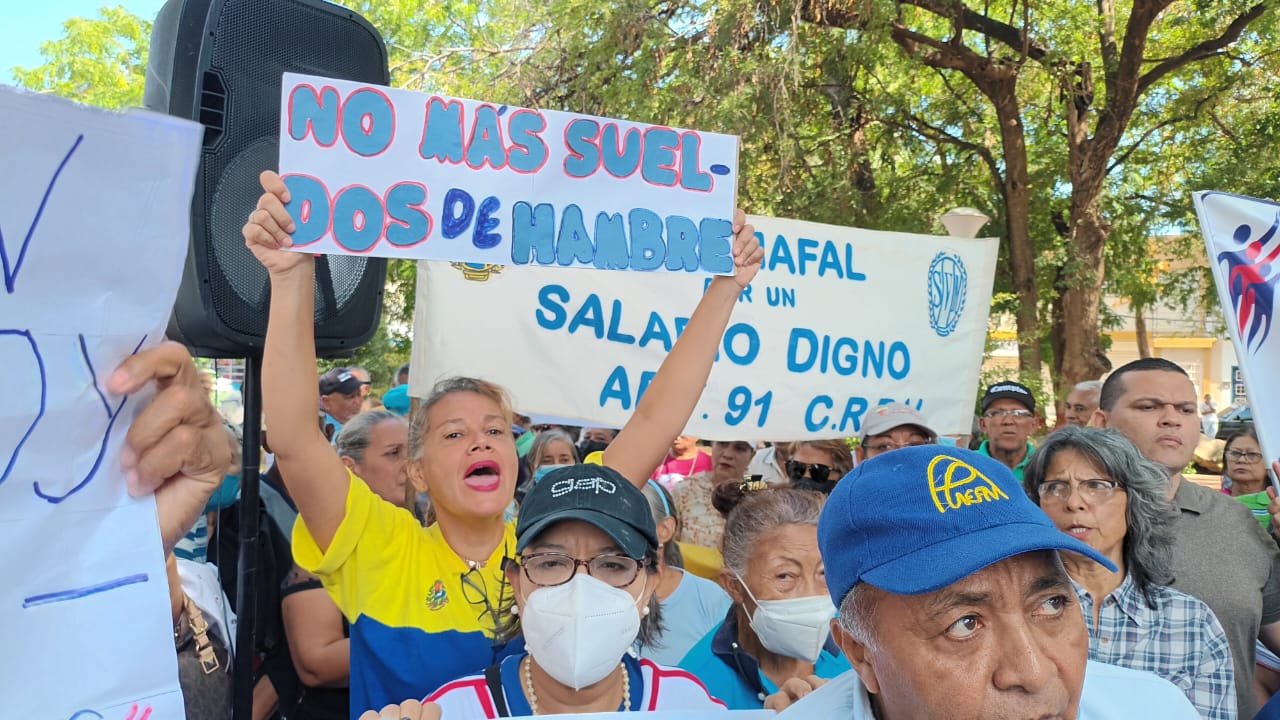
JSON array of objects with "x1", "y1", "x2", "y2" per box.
[{"x1": 11, "y1": 5, "x2": 151, "y2": 110}]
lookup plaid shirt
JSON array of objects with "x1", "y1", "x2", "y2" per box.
[{"x1": 1073, "y1": 574, "x2": 1236, "y2": 720}]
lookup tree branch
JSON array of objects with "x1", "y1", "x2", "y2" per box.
[{"x1": 1137, "y1": 2, "x2": 1268, "y2": 94}]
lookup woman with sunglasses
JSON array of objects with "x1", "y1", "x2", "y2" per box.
[
  {"x1": 784, "y1": 439, "x2": 854, "y2": 494},
  {"x1": 242, "y1": 171, "x2": 762, "y2": 716},
  {"x1": 679, "y1": 487, "x2": 851, "y2": 709},
  {"x1": 363, "y1": 465, "x2": 727, "y2": 718},
  {"x1": 1024, "y1": 427, "x2": 1237, "y2": 720}
]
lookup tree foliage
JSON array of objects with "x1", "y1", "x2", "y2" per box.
[{"x1": 10, "y1": 5, "x2": 150, "y2": 109}]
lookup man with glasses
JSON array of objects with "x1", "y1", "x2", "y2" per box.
[
  {"x1": 977, "y1": 381, "x2": 1038, "y2": 481},
  {"x1": 855, "y1": 404, "x2": 936, "y2": 463}
]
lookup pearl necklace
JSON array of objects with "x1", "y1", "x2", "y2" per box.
[{"x1": 523, "y1": 656, "x2": 630, "y2": 714}]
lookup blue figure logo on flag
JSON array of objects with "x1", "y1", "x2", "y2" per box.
[{"x1": 1216, "y1": 211, "x2": 1280, "y2": 354}]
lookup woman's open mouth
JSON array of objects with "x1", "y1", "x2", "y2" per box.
[{"x1": 464, "y1": 461, "x2": 502, "y2": 492}]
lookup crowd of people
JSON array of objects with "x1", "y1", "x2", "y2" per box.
[{"x1": 113, "y1": 170, "x2": 1280, "y2": 719}]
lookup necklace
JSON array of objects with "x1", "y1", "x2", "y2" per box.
[{"x1": 523, "y1": 656, "x2": 630, "y2": 714}]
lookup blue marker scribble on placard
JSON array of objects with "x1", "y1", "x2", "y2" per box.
[
  {"x1": 23, "y1": 573, "x2": 148, "y2": 608},
  {"x1": 33, "y1": 334, "x2": 147, "y2": 503},
  {"x1": 927, "y1": 252, "x2": 967, "y2": 337},
  {"x1": 1, "y1": 134, "x2": 83, "y2": 293},
  {"x1": 68, "y1": 712, "x2": 105, "y2": 720},
  {"x1": 709, "y1": 164, "x2": 731, "y2": 176},
  {"x1": 0, "y1": 329, "x2": 47, "y2": 486}
]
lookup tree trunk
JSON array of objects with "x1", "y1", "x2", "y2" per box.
[
  {"x1": 1060, "y1": 197, "x2": 1112, "y2": 386},
  {"x1": 1135, "y1": 304, "x2": 1152, "y2": 358},
  {"x1": 988, "y1": 80, "x2": 1042, "y2": 378}
]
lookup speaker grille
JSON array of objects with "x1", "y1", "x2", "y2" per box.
[{"x1": 198, "y1": 0, "x2": 387, "y2": 339}]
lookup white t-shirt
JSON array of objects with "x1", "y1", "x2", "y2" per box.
[
  {"x1": 639, "y1": 569, "x2": 733, "y2": 666},
  {"x1": 776, "y1": 661, "x2": 1199, "y2": 719},
  {"x1": 748, "y1": 447, "x2": 788, "y2": 486}
]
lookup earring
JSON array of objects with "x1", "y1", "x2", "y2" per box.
[
  {"x1": 511, "y1": 605, "x2": 520, "y2": 616},
  {"x1": 642, "y1": 606, "x2": 651, "y2": 617}
]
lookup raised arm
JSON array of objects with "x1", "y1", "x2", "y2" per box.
[
  {"x1": 603, "y1": 210, "x2": 762, "y2": 486},
  {"x1": 242, "y1": 170, "x2": 349, "y2": 549}
]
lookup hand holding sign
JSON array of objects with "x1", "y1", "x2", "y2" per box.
[
  {"x1": 111, "y1": 341, "x2": 234, "y2": 553},
  {"x1": 721, "y1": 208, "x2": 763, "y2": 290},
  {"x1": 358, "y1": 700, "x2": 440, "y2": 720},
  {"x1": 242, "y1": 170, "x2": 310, "y2": 277}
]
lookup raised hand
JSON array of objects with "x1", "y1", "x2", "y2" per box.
[
  {"x1": 726, "y1": 207, "x2": 762, "y2": 289},
  {"x1": 357, "y1": 700, "x2": 441, "y2": 720},
  {"x1": 241, "y1": 170, "x2": 312, "y2": 277},
  {"x1": 110, "y1": 342, "x2": 235, "y2": 553}
]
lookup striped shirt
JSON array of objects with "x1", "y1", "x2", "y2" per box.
[{"x1": 1072, "y1": 574, "x2": 1236, "y2": 720}]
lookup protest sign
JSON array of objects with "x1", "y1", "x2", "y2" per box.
[
  {"x1": 278, "y1": 73, "x2": 739, "y2": 274},
  {"x1": 413, "y1": 215, "x2": 997, "y2": 440},
  {"x1": 0, "y1": 86, "x2": 201, "y2": 717},
  {"x1": 1193, "y1": 191, "x2": 1280, "y2": 479}
]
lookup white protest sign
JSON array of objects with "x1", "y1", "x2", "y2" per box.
[
  {"x1": 1193, "y1": 191, "x2": 1280, "y2": 476},
  {"x1": 278, "y1": 73, "x2": 739, "y2": 274},
  {"x1": 0, "y1": 86, "x2": 201, "y2": 718},
  {"x1": 413, "y1": 215, "x2": 997, "y2": 440}
]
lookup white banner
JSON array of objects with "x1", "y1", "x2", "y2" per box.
[
  {"x1": 278, "y1": 73, "x2": 739, "y2": 274},
  {"x1": 412, "y1": 215, "x2": 996, "y2": 440},
  {"x1": 1193, "y1": 191, "x2": 1280, "y2": 475},
  {"x1": 0, "y1": 86, "x2": 200, "y2": 717}
]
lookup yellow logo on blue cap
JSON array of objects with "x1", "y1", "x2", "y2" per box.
[{"x1": 928, "y1": 454, "x2": 1009, "y2": 513}]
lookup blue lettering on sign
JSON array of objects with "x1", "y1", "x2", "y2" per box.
[
  {"x1": 665, "y1": 215, "x2": 699, "y2": 271},
  {"x1": 641, "y1": 127, "x2": 679, "y2": 186},
  {"x1": 385, "y1": 182, "x2": 431, "y2": 247},
  {"x1": 535, "y1": 284, "x2": 570, "y2": 329},
  {"x1": 341, "y1": 88, "x2": 394, "y2": 157},
  {"x1": 722, "y1": 323, "x2": 760, "y2": 365},
  {"x1": 282, "y1": 175, "x2": 332, "y2": 247},
  {"x1": 679, "y1": 132, "x2": 713, "y2": 192},
  {"x1": 331, "y1": 185, "x2": 384, "y2": 252},
  {"x1": 758, "y1": 233, "x2": 866, "y2": 280},
  {"x1": 605, "y1": 299, "x2": 636, "y2": 344},
  {"x1": 787, "y1": 328, "x2": 911, "y2": 379},
  {"x1": 599, "y1": 366, "x2": 657, "y2": 410},
  {"x1": 507, "y1": 110, "x2": 549, "y2": 173},
  {"x1": 698, "y1": 218, "x2": 734, "y2": 274},
  {"x1": 419, "y1": 97, "x2": 465, "y2": 164},
  {"x1": 601, "y1": 124, "x2": 642, "y2": 178},
  {"x1": 288, "y1": 84, "x2": 340, "y2": 146},
  {"x1": 805, "y1": 395, "x2": 834, "y2": 432},
  {"x1": 473, "y1": 196, "x2": 502, "y2": 249},
  {"x1": 564, "y1": 119, "x2": 601, "y2": 178},
  {"x1": 593, "y1": 212, "x2": 630, "y2": 270},
  {"x1": 567, "y1": 292, "x2": 605, "y2": 338},
  {"x1": 630, "y1": 209, "x2": 665, "y2": 271},
  {"x1": 441, "y1": 188, "x2": 475, "y2": 240},
  {"x1": 639, "y1": 312, "x2": 675, "y2": 351},
  {"x1": 557, "y1": 205, "x2": 595, "y2": 266},
  {"x1": 512, "y1": 202, "x2": 556, "y2": 264},
  {"x1": 928, "y1": 252, "x2": 968, "y2": 337},
  {"x1": 466, "y1": 104, "x2": 507, "y2": 170}
]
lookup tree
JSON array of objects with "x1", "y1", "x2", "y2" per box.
[{"x1": 10, "y1": 5, "x2": 151, "y2": 110}]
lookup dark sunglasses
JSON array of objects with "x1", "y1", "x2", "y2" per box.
[{"x1": 786, "y1": 460, "x2": 833, "y2": 484}]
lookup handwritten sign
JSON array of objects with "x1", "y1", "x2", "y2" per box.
[
  {"x1": 0, "y1": 86, "x2": 201, "y2": 717},
  {"x1": 413, "y1": 215, "x2": 997, "y2": 440},
  {"x1": 277, "y1": 73, "x2": 739, "y2": 274},
  {"x1": 1194, "y1": 191, "x2": 1280, "y2": 480}
]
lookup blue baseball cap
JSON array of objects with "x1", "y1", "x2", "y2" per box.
[{"x1": 819, "y1": 445, "x2": 1115, "y2": 604}]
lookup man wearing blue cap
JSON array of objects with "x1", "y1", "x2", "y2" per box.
[{"x1": 774, "y1": 446, "x2": 1197, "y2": 718}]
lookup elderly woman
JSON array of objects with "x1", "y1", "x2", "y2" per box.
[
  {"x1": 678, "y1": 488, "x2": 850, "y2": 709},
  {"x1": 1024, "y1": 426, "x2": 1237, "y2": 720},
  {"x1": 1222, "y1": 426, "x2": 1273, "y2": 530},
  {"x1": 670, "y1": 440, "x2": 755, "y2": 548},
  {"x1": 364, "y1": 465, "x2": 727, "y2": 718},
  {"x1": 526, "y1": 428, "x2": 580, "y2": 483},
  {"x1": 282, "y1": 410, "x2": 409, "y2": 720},
  {"x1": 785, "y1": 439, "x2": 855, "y2": 494},
  {"x1": 634, "y1": 480, "x2": 733, "y2": 665}
]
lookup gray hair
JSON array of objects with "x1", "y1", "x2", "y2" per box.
[
  {"x1": 721, "y1": 488, "x2": 825, "y2": 576},
  {"x1": 407, "y1": 376, "x2": 514, "y2": 462},
  {"x1": 335, "y1": 410, "x2": 403, "y2": 463},
  {"x1": 1022, "y1": 426, "x2": 1177, "y2": 603},
  {"x1": 527, "y1": 429, "x2": 579, "y2": 469},
  {"x1": 836, "y1": 582, "x2": 881, "y2": 650},
  {"x1": 642, "y1": 481, "x2": 684, "y2": 569},
  {"x1": 1073, "y1": 380, "x2": 1103, "y2": 393}
]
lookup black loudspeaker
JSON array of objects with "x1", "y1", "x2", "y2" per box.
[{"x1": 145, "y1": 0, "x2": 389, "y2": 358}]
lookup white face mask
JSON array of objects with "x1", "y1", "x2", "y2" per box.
[
  {"x1": 735, "y1": 572, "x2": 836, "y2": 663},
  {"x1": 520, "y1": 573, "x2": 643, "y2": 691}
]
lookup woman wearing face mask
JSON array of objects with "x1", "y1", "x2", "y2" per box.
[
  {"x1": 243, "y1": 173, "x2": 763, "y2": 715},
  {"x1": 393, "y1": 465, "x2": 726, "y2": 717},
  {"x1": 670, "y1": 440, "x2": 756, "y2": 548},
  {"x1": 678, "y1": 488, "x2": 850, "y2": 709},
  {"x1": 526, "y1": 429, "x2": 580, "y2": 484}
]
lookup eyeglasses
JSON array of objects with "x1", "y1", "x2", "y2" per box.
[
  {"x1": 863, "y1": 439, "x2": 930, "y2": 455},
  {"x1": 1036, "y1": 478, "x2": 1123, "y2": 504},
  {"x1": 983, "y1": 409, "x2": 1035, "y2": 419},
  {"x1": 1226, "y1": 450, "x2": 1264, "y2": 464},
  {"x1": 786, "y1": 460, "x2": 833, "y2": 484},
  {"x1": 460, "y1": 564, "x2": 512, "y2": 635},
  {"x1": 517, "y1": 552, "x2": 646, "y2": 588}
]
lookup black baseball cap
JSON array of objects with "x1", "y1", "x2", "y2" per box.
[
  {"x1": 319, "y1": 367, "x2": 368, "y2": 396},
  {"x1": 981, "y1": 381, "x2": 1035, "y2": 413},
  {"x1": 516, "y1": 464, "x2": 658, "y2": 560}
]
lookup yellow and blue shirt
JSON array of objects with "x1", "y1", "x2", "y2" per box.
[{"x1": 293, "y1": 471, "x2": 523, "y2": 718}]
